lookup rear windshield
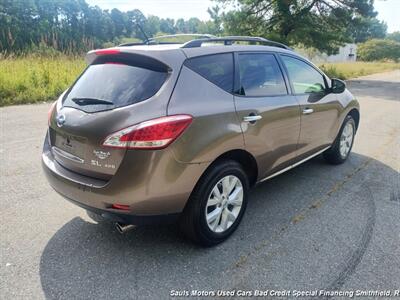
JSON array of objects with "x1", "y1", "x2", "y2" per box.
[{"x1": 63, "y1": 63, "x2": 168, "y2": 113}]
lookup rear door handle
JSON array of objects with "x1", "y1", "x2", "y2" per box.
[
  {"x1": 243, "y1": 115, "x2": 262, "y2": 123},
  {"x1": 302, "y1": 108, "x2": 314, "y2": 115}
]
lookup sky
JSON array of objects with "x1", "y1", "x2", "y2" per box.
[
  {"x1": 87, "y1": 0, "x2": 399, "y2": 33},
  {"x1": 374, "y1": 0, "x2": 399, "y2": 33}
]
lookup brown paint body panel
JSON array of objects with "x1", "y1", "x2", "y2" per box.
[
  {"x1": 234, "y1": 94, "x2": 301, "y2": 179},
  {"x1": 168, "y1": 66, "x2": 245, "y2": 163}
]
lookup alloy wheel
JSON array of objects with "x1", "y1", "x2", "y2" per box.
[
  {"x1": 339, "y1": 122, "x2": 354, "y2": 158},
  {"x1": 205, "y1": 175, "x2": 243, "y2": 233}
]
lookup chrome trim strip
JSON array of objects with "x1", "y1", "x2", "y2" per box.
[
  {"x1": 259, "y1": 146, "x2": 331, "y2": 183},
  {"x1": 52, "y1": 146, "x2": 84, "y2": 164},
  {"x1": 42, "y1": 152, "x2": 106, "y2": 188}
]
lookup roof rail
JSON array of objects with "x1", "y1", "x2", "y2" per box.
[
  {"x1": 118, "y1": 42, "x2": 147, "y2": 47},
  {"x1": 119, "y1": 34, "x2": 216, "y2": 47},
  {"x1": 148, "y1": 33, "x2": 216, "y2": 42},
  {"x1": 181, "y1": 36, "x2": 292, "y2": 50}
]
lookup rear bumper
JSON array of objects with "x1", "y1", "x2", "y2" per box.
[
  {"x1": 42, "y1": 133, "x2": 210, "y2": 224},
  {"x1": 60, "y1": 190, "x2": 180, "y2": 225}
]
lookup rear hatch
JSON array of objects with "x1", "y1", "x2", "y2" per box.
[{"x1": 48, "y1": 49, "x2": 175, "y2": 180}]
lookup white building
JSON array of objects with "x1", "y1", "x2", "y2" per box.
[
  {"x1": 299, "y1": 43, "x2": 357, "y2": 63},
  {"x1": 323, "y1": 43, "x2": 357, "y2": 62}
]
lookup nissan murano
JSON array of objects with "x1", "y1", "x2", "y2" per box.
[{"x1": 43, "y1": 36, "x2": 360, "y2": 245}]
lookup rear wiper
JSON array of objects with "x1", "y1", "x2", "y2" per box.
[{"x1": 71, "y1": 97, "x2": 114, "y2": 106}]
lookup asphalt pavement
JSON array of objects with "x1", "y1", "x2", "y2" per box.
[{"x1": 0, "y1": 70, "x2": 399, "y2": 299}]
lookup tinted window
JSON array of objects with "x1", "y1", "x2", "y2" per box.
[
  {"x1": 281, "y1": 56, "x2": 326, "y2": 94},
  {"x1": 238, "y1": 53, "x2": 287, "y2": 96},
  {"x1": 63, "y1": 63, "x2": 167, "y2": 112},
  {"x1": 185, "y1": 53, "x2": 233, "y2": 93}
]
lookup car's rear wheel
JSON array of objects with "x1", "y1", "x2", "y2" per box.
[
  {"x1": 324, "y1": 115, "x2": 356, "y2": 164},
  {"x1": 180, "y1": 160, "x2": 249, "y2": 246}
]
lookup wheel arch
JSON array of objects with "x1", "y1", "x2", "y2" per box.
[
  {"x1": 348, "y1": 108, "x2": 360, "y2": 131},
  {"x1": 202, "y1": 149, "x2": 258, "y2": 187}
]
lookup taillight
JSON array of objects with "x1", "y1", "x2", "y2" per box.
[
  {"x1": 111, "y1": 204, "x2": 130, "y2": 211},
  {"x1": 104, "y1": 62, "x2": 125, "y2": 65},
  {"x1": 95, "y1": 49, "x2": 120, "y2": 56},
  {"x1": 103, "y1": 115, "x2": 193, "y2": 150},
  {"x1": 48, "y1": 101, "x2": 57, "y2": 126}
]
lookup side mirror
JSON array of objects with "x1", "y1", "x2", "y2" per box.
[{"x1": 331, "y1": 78, "x2": 346, "y2": 94}]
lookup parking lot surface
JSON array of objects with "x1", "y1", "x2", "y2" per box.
[{"x1": 1, "y1": 71, "x2": 399, "y2": 299}]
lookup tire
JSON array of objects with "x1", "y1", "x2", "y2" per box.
[
  {"x1": 180, "y1": 160, "x2": 249, "y2": 246},
  {"x1": 324, "y1": 115, "x2": 356, "y2": 164}
]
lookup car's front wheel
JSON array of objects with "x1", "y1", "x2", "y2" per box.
[
  {"x1": 324, "y1": 115, "x2": 356, "y2": 164},
  {"x1": 180, "y1": 160, "x2": 249, "y2": 246}
]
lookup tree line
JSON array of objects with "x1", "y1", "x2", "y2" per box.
[
  {"x1": 0, "y1": 0, "x2": 222, "y2": 54},
  {"x1": 0, "y1": 0, "x2": 392, "y2": 55}
]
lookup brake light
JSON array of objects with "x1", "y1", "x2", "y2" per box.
[
  {"x1": 105, "y1": 62, "x2": 125, "y2": 65},
  {"x1": 103, "y1": 115, "x2": 193, "y2": 150},
  {"x1": 95, "y1": 49, "x2": 120, "y2": 56},
  {"x1": 48, "y1": 101, "x2": 57, "y2": 126},
  {"x1": 111, "y1": 204, "x2": 130, "y2": 211}
]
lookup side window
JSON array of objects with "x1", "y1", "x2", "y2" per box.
[
  {"x1": 184, "y1": 53, "x2": 233, "y2": 93},
  {"x1": 281, "y1": 55, "x2": 326, "y2": 94},
  {"x1": 238, "y1": 53, "x2": 287, "y2": 97}
]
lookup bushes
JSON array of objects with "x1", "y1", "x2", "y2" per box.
[
  {"x1": 387, "y1": 31, "x2": 400, "y2": 43},
  {"x1": 319, "y1": 62, "x2": 400, "y2": 80},
  {"x1": 319, "y1": 64, "x2": 346, "y2": 79},
  {"x1": 357, "y1": 39, "x2": 400, "y2": 62},
  {"x1": 0, "y1": 56, "x2": 85, "y2": 106}
]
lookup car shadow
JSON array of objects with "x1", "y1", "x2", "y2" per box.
[
  {"x1": 39, "y1": 152, "x2": 399, "y2": 299},
  {"x1": 346, "y1": 79, "x2": 400, "y2": 102}
]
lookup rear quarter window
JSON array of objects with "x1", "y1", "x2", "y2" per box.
[
  {"x1": 63, "y1": 61, "x2": 168, "y2": 113},
  {"x1": 184, "y1": 53, "x2": 234, "y2": 93}
]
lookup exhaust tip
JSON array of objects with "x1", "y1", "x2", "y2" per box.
[{"x1": 115, "y1": 222, "x2": 136, "y2": 234}]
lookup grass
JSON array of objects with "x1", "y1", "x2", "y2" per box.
[
  {"x1": 0, "y1": 56, "x2": 85, "y2": 106},
  {"x1": 0, "y1": 57, "x2": 399, "y2": 107},
  {"x1": 318, "y1": 61, "x2": 399, "y2": 80}
]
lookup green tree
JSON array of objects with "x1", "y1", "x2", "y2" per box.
[
  {"x1": 387, "y1": 31, "x2": 400, "y2": 42},
  {"x1": 144, "y1": 15, "x2": 161, "y2": 37},
  {"x1": 176, "y1": 18, "x2": 187, "y2": 33},
  {"x1": 349, "y1": 16, "x2": 387, "y2": 43},
  {"x1": 0, "y1": 0, "x2": 38, "y2": 52},
  {"x1": 126, "y1": 9, "x2": 147, "y2": 40},
  {"x1": 216, "y1": 0, "x2": 386, "y2": 54},
  {"x1": 207, "y1": 5, "x2": 223, "y2": 35},
  {"x1": 110, "y1": 8, "x2": 126, "y2": 37},
  {"x1": 186, "y1": 17, "x2": 202, "y2": 33},
  {"x1": 159, "y1": 18, "x2": 176, "y2": 34}
]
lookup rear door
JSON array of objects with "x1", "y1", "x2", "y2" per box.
[
  {"x1": 279, "y1": 55, "x2": 341, "y2": 158},
  {"x1": 233, "y1": 52, "x2": 301, "y2": 178}
]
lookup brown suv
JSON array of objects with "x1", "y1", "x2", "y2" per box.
[{"x1": 42, "y1": 36, "x2": 360, "y2": 245}]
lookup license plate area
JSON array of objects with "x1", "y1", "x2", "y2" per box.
[{"x1": 54, "y1": 132, "x2": 87, "y2": 159}]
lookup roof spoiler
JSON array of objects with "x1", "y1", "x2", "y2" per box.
[{"x1": 84, "y1": 48, "x2": 170, "y2": 72}]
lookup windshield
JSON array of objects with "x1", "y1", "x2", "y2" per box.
[{"x1": 63, "y1": 63, "x2": 168, "y2": 113}]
